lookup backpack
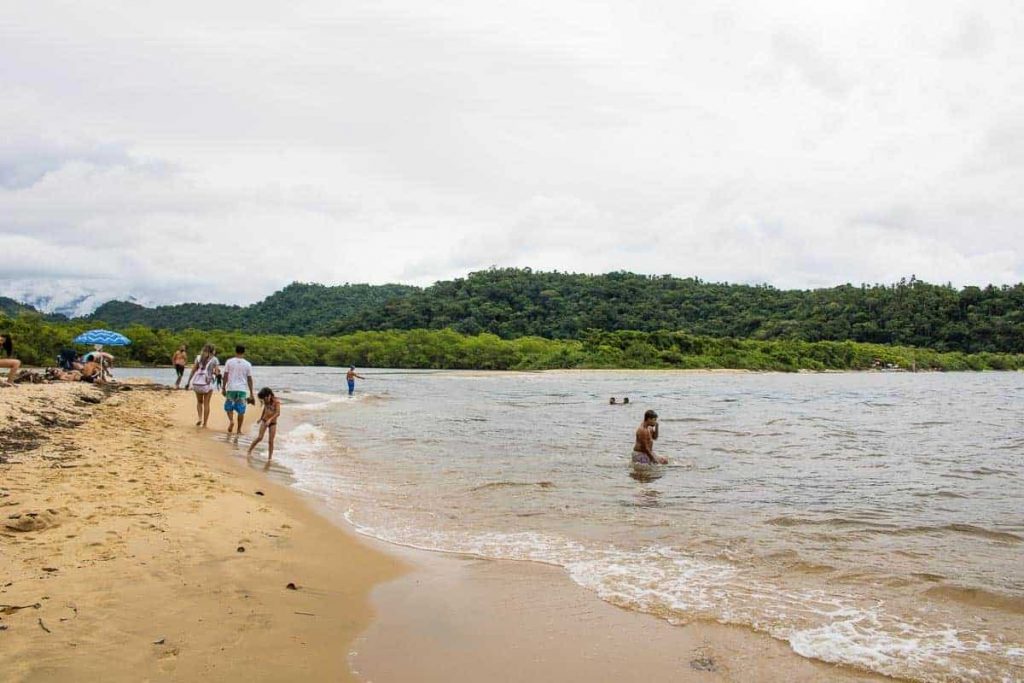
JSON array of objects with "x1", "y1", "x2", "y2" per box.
[
  {"x1": 192, "y1": 356, "x2": 216, "y2": 390},
  {"x1": 57, "y1": 349, "x2": 79, "y2": 371}
]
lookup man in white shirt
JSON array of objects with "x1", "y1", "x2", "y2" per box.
[{"x1": 221, "y1": 345, "x2": 255, "y2": 434}]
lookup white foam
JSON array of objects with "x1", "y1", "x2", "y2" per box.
[
  {"x1": 284, "y1": 390, "x2": 347, "y2": 412},
  {"x1": 277, "y1": 423, "x2": 328, "y2": 457},
  {"x1": 340, "y1": 507, "x2": 1022, "y2": 682}
]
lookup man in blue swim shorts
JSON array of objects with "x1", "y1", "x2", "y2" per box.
[
  {"x1": 346, "y1": 365, "x2": 365, "y2": 396},
  {"x1": 222, "y1": 345, "x2": 255, "y2": 434}
]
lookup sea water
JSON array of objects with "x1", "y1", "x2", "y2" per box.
[{"x1": 140, "y1": 367, "x2": 1023, "y2": 681}]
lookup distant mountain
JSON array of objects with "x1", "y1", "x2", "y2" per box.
[
  {"x1": 0, "y1": 296, "x2": 38, "y2": 317},
  {"x1": 0, "y1": 296, "x2": 68, "y2": 321},
  {"x1": 89, "y1": 282, "x2": 418, "y2": 334},
  {"x1": 0, "y1": 279, "x2": 129, "y2": 318}
]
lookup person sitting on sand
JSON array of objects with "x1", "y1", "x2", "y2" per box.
[
  {"x1": 185, "y1": 344, "x2": 219, "y2": 427},
  {"x1": 171, "y1": 344, "x2": 188, "y2": 389},
  {"x1": 632, "y1": 409, "x2": 667, "y2": 465},
  {"x1": 47, "y1": 367, "x2": 83, "y2": 382},
  {"x1": 247, "y1": 387, "x2": 281, "y2": 464},
  {"x1": 0, "y1": 333, "x2": 22, "y2": 385},
  {"x1": 79, "y1": 360, "x2": 104, "y2": 384}
]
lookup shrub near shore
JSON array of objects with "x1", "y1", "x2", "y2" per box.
[{"x1": 3, "y1": 314, "x2": 1022, "y2": 372}]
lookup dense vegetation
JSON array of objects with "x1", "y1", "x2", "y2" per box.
[
  {"x1": 90, "y1": 282, "x2": 417, "y2": 335},
  {"x1": 3, "y1": 314, "x2": 1022, "y2": 372},
  {"x1": 73, "y1": 270, "x2": 1024, "y2": 354},
  {"x1": 329, "y1": 270, "x2": 1024, "y2": 353}
]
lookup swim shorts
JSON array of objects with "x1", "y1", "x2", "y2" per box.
[
  {"x1": 631, "y1": 451, "x2": 654, "y2": 465},
  {"x1": 175, "y1": 364, "x2": 185, "y2": 378},
  {"x1": 224, "y1": 391, "x2": 248, "y2": 414}
]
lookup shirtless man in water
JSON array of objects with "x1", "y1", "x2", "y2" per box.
[{"x1": 632, "y1": 409, "x2": 668, "y2": 465}]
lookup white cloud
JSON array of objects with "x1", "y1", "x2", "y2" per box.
[{"x1": 2, "y1": 0, "x2": 1023, "y2": 312}]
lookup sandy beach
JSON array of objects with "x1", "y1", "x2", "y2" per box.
[
  {"x1": 1, "y1": 382, "x2": 897, "y2": 682},
  {"x1": 0, "y1": 383, "x2": 403, "y2": 681}
]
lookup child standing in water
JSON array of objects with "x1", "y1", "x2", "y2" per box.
[{"x1": 247, "y1": 387, "x2": 281, "y2": 464}]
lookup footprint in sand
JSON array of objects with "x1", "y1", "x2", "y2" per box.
[{"x1": 4, "y1": 509, "x2": 64, "y2": 533}]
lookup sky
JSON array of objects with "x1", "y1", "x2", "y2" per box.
[{"x1": 2, "y1": 0, "x2": 1023, "y2": 315}]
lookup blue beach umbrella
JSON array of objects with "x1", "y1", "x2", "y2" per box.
[{"x1": 73, "y1": 329, "x2": 132, "y2": 346}]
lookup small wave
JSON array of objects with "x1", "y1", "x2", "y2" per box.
[
  {"x1": 865, "y1": 524, "x2": 1022, "y2": 543},
  {"x1": 341, "y1": 512, "x2": 1022, "y2": 681},
  {"x1": 924, "y1": 585, "x2": 1024, "y2": 615},
  {"x1": 277, "y1": 423, "x2": 329, "y2": 458},
  {"x1": 765, "y1": 516, "x2": 897, "y2": 530},
  {"x1": 912, "y1": 490, "x2": 968, "y2": 499},
  {"x1": 469, "y1": 481, "x2": 555, "y2": 492}
]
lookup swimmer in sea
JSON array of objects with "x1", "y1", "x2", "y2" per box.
[
  {"x1": 346, "y1": 365, "x2": 365, "y2": 396},
  {"x1": 632, "y1": 409, "x2": 667, "y2": 465}
]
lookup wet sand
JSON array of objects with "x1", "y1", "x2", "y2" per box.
[{"x1": 353, "y1": 543, "x2": 891, "y2": 683}]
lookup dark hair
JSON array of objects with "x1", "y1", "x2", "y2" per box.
[
  {"x1": 644, "y1": 409, "x2": 658, "y2": 421},
  {"x1": 257, "y1": 387, "x2": 274, "y2": 400},
  {"x1": 236, "y1": 345, "x2": 246, "y2": 354},
  {"x1": 1, "y1": 333, "x2": 12, "y2": 358}
]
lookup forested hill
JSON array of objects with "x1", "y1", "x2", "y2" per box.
[
  {"x1": 89, "y1": 282, "x2": 417, "y2": 335},
  {"x1": 0, "y1": 297, "x2": 36, "y2": 317},
  {"x1": 56, "y1": 269, "x2": 1024, "y2": 353},
  {"x1": 328, "y1": 269, "x2": 1024, "y2": 353},
  {"x1": 0, "y1": 297, "x2": 67, "y2": 321}
]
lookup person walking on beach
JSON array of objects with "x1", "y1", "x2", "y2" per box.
[
  {"x1": 222, "y1": 345, "x2": 255, "y2": 434},
  {"x1": 632, "y1": 409, "x2": 667, "y2": 465},
  {"x1": 247, "y1": 387, "x2": 281, "y2": 467},
  {"x1": 0, "y1": 333, "x2": 22, "y2": 386},
  {"x1": 346, "y1": 365, "x2": 365, "y2": 396},
  {"x1": 185, "y1": 344, "x2": 219, "y2": 427},
  {"x1": 171, "y1": 344, "x2": 188, "y2": 389}
]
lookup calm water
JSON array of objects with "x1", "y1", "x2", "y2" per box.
[{"x1": 137, "y1": 367, "x2": 1024, "y2": 681}]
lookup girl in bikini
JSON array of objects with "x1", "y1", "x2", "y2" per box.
[{"x1": 247, "y1": 387, "x2": 281, "y2": 462}]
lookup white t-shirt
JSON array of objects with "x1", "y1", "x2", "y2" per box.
[{"x1": 222, "y1": 357, "x2": 253, "y2": 392}]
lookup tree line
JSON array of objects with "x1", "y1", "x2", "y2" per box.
[
  {"x1": 52, "y1": 269, "x2": 1024, "y2": 354},
  {"x1": 3, "y1": 313, "x2": 1022, "y2": 372}
]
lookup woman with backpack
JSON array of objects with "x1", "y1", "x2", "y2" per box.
[{"x1": 185, "y1": 343, "x2": 220, "y2": 427}]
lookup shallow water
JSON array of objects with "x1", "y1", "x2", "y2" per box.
[{"x1": 139, "y1": 367, "x2": 1024, "y2": 681}]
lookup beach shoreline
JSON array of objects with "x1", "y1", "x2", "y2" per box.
[
  {"x1": 0, "y1": 383, "x2": 404, "y2": 681},
  {"x1": 3, "y1": 382, "x2": 900, "y2": 682}
]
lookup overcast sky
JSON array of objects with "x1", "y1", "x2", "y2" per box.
[{"x1": 2, "y1": 0, "x2": 1023, "y2": 313}]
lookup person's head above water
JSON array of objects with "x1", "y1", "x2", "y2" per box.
[
  {"x1": 643, "y1": 409, "x2": 658, "y2": 424},
  {"x1": 609, "y1": 397, "x2": 616, "y2": 404},
  {"x1": 623, "y1": 397, "x2": 630, "y2": 404}
]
